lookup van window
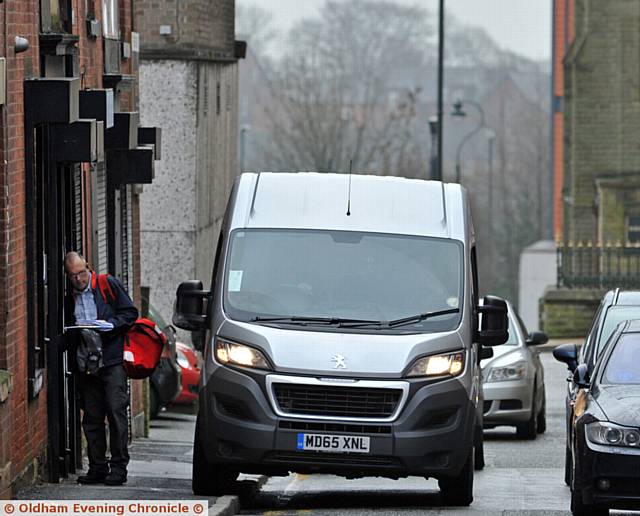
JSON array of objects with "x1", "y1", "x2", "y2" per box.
[
  {"x1": 596, "y1": 306, "x2": 640, "y2": 359},
  {"x1": 224, "y1": 229, "x2": 463, "y2": 332}
]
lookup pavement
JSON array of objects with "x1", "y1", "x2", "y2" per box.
[{"x1": 15, "y1": 406, "x2": 263, "y2": 516}]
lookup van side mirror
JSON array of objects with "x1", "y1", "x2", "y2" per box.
[
  {"x1": 573, "y1": 363, "x2": 590, "y2": 388},
  {"x1": 477, "y1": 295, "x2": 508, "y2": 346},
  {"x1": 479, "y1": 346, "x2": 494, "y2": 360},
  {"x1": 173, "y1": 280, "x2": 210, "y2": 331},
  {"x1": 526, "y1": 331, "x2": 549, "y2": 346},
  {"x1": 552, "y1": 343, "x2": 578, "y2": 373}
]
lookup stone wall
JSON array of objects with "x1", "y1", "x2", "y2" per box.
[{"x1": 540, "y1": 287, "x2": 604, "y2": 338}]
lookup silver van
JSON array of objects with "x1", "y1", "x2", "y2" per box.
[{"x1": 173, "y1": 172, "x2": 508, "y2": 506}]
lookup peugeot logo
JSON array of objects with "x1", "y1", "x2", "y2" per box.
[{"x1": 331, "y1": 354, "x2": 347, "y2": 369}]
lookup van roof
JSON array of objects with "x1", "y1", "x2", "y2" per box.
[{"x1": 230, "y1": 173, "x2": 469, "y2": 241}]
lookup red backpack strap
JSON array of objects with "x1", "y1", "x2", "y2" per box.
[{"x1": 96, "y1": 274, "x2": 116, "y2": 304}]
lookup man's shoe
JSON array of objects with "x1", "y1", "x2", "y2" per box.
[
  {"x1": 104, "y1": 473, "x2": 127, "y2": 486},
  {"x1": 77, "y1": 471, "x2": 107, "y2": 484}
]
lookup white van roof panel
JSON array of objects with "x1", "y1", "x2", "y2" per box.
[{"x1": 231, "y1": 172, "x2": 467, "y2": 240}]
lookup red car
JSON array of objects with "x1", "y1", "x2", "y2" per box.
[{"x1": 173, "y1": 341, "x2": 201, "y2": 404}]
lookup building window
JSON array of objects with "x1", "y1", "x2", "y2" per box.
[
  {"x1": 102, "y1": 0, "x2": 120, "y2": 40},
  {"x1": 627, "y1": 215, "x2": 640, "y2": 244},
  {"x1": 40, "y1": 0, "x2": 72, "y2": 33}
]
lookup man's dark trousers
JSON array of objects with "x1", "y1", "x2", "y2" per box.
[{"x1": 78, "y1": 364, "x2": 129, "y2": 477}]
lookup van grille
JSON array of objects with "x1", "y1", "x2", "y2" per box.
[{"x1": 272, "y1": 384, "x2": 402, "y2": 419}]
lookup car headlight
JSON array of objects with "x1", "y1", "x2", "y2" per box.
[
  {"x1": 586, "y1": 421, "x2": 640, "y2": 448},
  {"x1": 485, "y1": 361, "x2": 526, "y2": 383},
  {"x1": 405, "y1": 351, "x2": 464, "y2": 378},
  {"x1": 214, "y1": 339, "x2": 271, "y2": 370}
]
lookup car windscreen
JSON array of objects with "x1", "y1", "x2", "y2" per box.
[
  {"x1": 223, "y1": 229, "x2": 463, "y2": 332},
  {"x1": 602, "y1": 334, "x2": 640, "y2": 384},
  {"x1": 596, "y1": 306, "x2": 640, "y2": 358}
]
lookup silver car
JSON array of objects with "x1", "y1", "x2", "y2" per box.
[{"x1": 481, "y1": 302, "x2": 547, "y2": 439}]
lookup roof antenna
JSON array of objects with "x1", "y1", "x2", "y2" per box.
[{"x1": 346, "y1": 160, "x2": 352, "y2": 216}]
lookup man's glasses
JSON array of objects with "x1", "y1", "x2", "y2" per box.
[{"x1": 67, "y1": 269, "x2": 89, "y2": 280}]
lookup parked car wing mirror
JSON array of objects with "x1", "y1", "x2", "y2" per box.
[
  {"x1": 477, "y1": 295, "x2": 509, "y2": 346},
  {"x1": 573, "y1": 363, "x2": 590, "y2": 388},
  {"x1": 552, "y1": 343, "x2": 578, "y2": 373},
  {"x1": 526, "y1": 331, "x2": 549, "y2": 346},
  {"x1": 173, "y1": 280, "x2": 210, "y2": 332}
]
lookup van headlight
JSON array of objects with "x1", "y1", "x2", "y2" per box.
[
  {"x1": 405, "y1": 352, "x2": 464, "y2": 378},
  {"x1": 214, "y1": 339, "x2": 271, "y2": 370},
  {"x1": 586, "y1": 421, "x2": 640, "y2": 448},
  {"x1": 485, "y1": 361, "x2": 526, "y2": 383}
]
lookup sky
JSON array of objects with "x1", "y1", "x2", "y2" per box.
[{"x1": 251, "y1": 0, "x2": 551, "y2": 62}]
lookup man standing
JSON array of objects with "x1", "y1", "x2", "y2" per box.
[{"x1": 64, "y1": 252, "x2": 138, "y2": 486}]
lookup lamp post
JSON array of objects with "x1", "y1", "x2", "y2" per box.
[
  {"x1": 428, "y1": 116, "x2": 438, "y2": 181},
  {"x1": 239, "y1": 124, "x2": 251, "y2": 173},
  {"x1": 451, "y1": 99, "x2": 486, "y2": 183},
  {"x1": 436, "y1": 0, "x2": 445, "y2": 181},
  {"x1": 486, "y1": 129, "x2": 496, "y2": 244}
]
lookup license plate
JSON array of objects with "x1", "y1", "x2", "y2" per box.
[{"x1": 296, "y1": 433, "x2": 370, "y2": 453}]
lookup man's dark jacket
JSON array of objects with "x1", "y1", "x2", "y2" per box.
[{"x1": 65, "y1": 274, "x2": 138, "y2": 368}]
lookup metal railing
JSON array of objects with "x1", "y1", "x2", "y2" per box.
[{"x1": 558, "y1": 243, "x2": 640, "y2": 289}]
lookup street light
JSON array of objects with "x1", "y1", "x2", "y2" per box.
[
  {"x1": 428, "y1": 116, "x2": 438, "y2": 181},
  {"x1": 451, "y1": 99, "x2": 486, "y2": 183}
]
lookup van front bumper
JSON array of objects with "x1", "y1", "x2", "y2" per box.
[{"x1": 197, "y1": 365, "x2": 476, "y2": 479}]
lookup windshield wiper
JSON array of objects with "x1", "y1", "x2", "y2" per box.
[
  {"x1": 250, "y1": 316, "x2": 382, "y2": 326},
  {"x1": 386, "y1": 308, "x2": 460, "y2": 328}
]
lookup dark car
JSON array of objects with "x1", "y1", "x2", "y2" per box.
[
  {"x1": 553, "y1": 289, "x2": 640, "y2": 484},
  {"x1": 559, "y1": 320, "x2": 640, "y2": 515},
  {"x1": 144, "y1": 299, "x2": 182, "y2": 418}
]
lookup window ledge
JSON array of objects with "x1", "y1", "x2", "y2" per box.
[{"x1": 0, "y1": 370, "x2": 12, "y2": 404}]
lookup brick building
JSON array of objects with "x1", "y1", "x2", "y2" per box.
[
  {"x1": 135, "y1": 0, "x2": 244, "y2": 323},
  {"x1": 543, "y1": 0, "x2": 640, "y2": 337},
  {"x1": 0, "y1": 0, "x2": 161, "y2": 496}
]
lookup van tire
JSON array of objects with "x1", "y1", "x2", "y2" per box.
[
  {"x1": 192, "y1": 416, "x2": 238, "y2": 496},
  {"x1": 438, "y1": 450, "x2": 474, "y2": 506},
  {"x1": 473, "y1": 425, "x2": 485, "y2": 470}
]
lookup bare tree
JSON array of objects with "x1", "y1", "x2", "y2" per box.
[
  {"x1": 236, "y1": 3, "x2": 279, "y2": 60},
  {"x1": 262, "y1": 0, "x2": 433, "y2": 175}
]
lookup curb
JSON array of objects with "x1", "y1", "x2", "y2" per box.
[
  {"x1": 207, "y1": 475, "x2": 268, "y2": 516},
  {"x1": 208, "y1": 496, "x2": 239, "y2": 516}
]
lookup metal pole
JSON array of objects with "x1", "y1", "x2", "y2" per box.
[
  {"x1": 436, "y1": 0, "x2": 444, "y2": 181},
  {"x1": 453, "y1": 101, "x2": 485, "y2": 183},
  {"x1": 429, "y1": 116, "x2": 438, "y2": 180},
  {"x1": 488, "y1": 134, "x2": 495, "y2": 243}
]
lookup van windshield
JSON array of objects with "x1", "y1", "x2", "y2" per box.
[{"x1": 224, "y1": 229, "x2": 463, "y2": 332}]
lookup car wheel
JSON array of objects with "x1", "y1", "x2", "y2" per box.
[
  {"x1": 570, "y1": 486, "x2": 608, "y2": 515},
  {"x1": 438, "y1": 450, "x2": 474, "y2": 506},
  {"x1": 516, "y1": 387, "x2": 537, "y2": 440},
  {"x1": 192, "y1": 415, "x2": 238, "y2": 496},
  {"x1": 537, "y1": 393, "x2": 547, "y2": 434},
  {"x1": 474, "y1": 425, "x2": 485, "y2": 471},
  {"x1": 564, "y1": 444, "x2": 572, "y2": 486},
  {"x1": 149, "y1": 386, "x2": 160, "y2": 419}
]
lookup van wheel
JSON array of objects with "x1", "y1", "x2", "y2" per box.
[
  {"x1": 473, "y1": 425, "x2": 485, "y2": 470},
  {"x1": 516, "y1": 389, "x2": 537, "y2": 440},
  {"x1": 192, "y1": 416, "x2": 238, "y2": 496},
  {"x1": 438, "y1": 450, "x2": 474, "y2": 506}
]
